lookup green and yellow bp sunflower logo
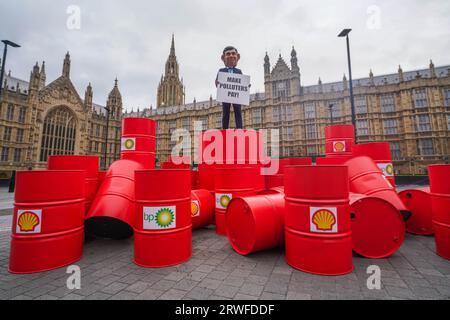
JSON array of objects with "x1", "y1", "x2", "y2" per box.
[
  {"x1": 124, "y1": 138, "x2": 135, "y2": 150},
  {"x1": 155, "y1": 208, "x2": 175, "y2": 228},
  {"x1": 385, "y1": 163, "x2": 394, "y2": 176},
  {"x1": 220, "y1": 195, "x2": 231, "y2": 208}
]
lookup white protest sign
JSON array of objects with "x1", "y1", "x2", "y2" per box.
[{"x1": 216, "y1": 72, "x2": 250, "y2": 106}]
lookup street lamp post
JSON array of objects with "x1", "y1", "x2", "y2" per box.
[
  {"x1": 338, "y1": 29, "x2": 356, "y2": 140},
  {"x1": 103, "y1": 106, "x2": 110, "y2": 170},
  {"x1": 0, "y1": 40, "x2": 21, "y2": 102},
  {"x1": 328, "y1": 103, "x2": 334, "y2": 124}
]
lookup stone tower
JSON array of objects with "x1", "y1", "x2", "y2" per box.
[{"x1": 156, "y1": 34, "x2": 185, "y2": 107}]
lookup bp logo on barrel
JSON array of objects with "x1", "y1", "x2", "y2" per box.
[
  {"x1": 333, "y1": 141, "x2": 346, "y2": 153},
  {"x1": 16, "y1": 209, "x2": 42, "y2": 234},
  {"x1": 143, "y1": 206, "x2": 176, "y2": 230},
  {"x1": 216, "y1": 193, "x2": 232, "y2": 209},
  {"x1": 121, "y1": 137, "x2": 136, "y2": 151},
  {"x1": 377, "y1": 163, "x2": 394, "y2": 177},
  {"x1": 310, "y1": 207, "x2": 338, "y2": 233}
]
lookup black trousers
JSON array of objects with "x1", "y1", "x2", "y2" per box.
[{"x1": 222, "y1": 103, "x2": 243, "y2": 129}]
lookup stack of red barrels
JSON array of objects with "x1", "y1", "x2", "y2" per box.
[{"x1": 8, "y1": 120, "x2": 449, "y2": 274}]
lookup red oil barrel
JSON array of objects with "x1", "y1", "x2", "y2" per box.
[
  {"x1": 284, "y1": 165, "x2": 353, "y2": 275},
  {"x1": 265, "y1": 174, "x2": 284, "y2": 188},
  {"x1": 120, "y1": 117, "x2": 156, "y2": 169},
  {"x1": 316, "y1": 156, "x2": 350, "y2": 165},
  {"x1": 350, "y1": 193, "x2": 405, "y2": 258},
  {"x1": 353, "y1": 142, "x2": 396, "y2": 188},
  {"x1": 9, "y1": 170, "x2": 85, "y2": 273},
  {"x1": 134, "y1": 169, "x2": 191, "y2": 267},
  {"x1": 191, "y1": 189, "x2": 215, "y2": 229},
  {"x1": 345, "y1": 156, "x2": 410, "y2": 220},
  {"x1": 288, "y1": 157, "x2": 312, "y2": 166},
  {"x1": 324, "y1": 124, "x2": 355, "y2": 157},
  {"x1": 257, "y1": 186, "x2": 284, "y2": 195},
  {"x1": 428, "y1": 164, "x2": 450, "y2": 260},
  {"x1": 198, "y1": 163, "x2": 215, "y2": 191},
  {"x1": 97, "y1": 170, "x2": 106, "y2": 192},
  {"x1": 226, "y1": 193, "x2": 285, "y2": 255},
  {"x1": 47, "y1": 155, "x2": 99, "y2": 215},
  {"x1": 199, "y1": 129, "x2": 263, "y2": 164},
  {"x1": 85, "y1": 159, "x2": 144, "y2": 239},
  {"x1": 191, "y1": 170, "x2": 199, "y2": 190},
  {"x1": 398, "y1": 187, "x2": 433, "y2": 235},
  {"x1": 214, "y1": 167, "x2": 258, "y2": 235},
  {"x1": 161, "y1": 162, "x2": 191, "y2": 169}
]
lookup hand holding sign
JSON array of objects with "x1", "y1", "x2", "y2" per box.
[{"x1": 216, "y1": 72, "x2": 251, "y2": 106}]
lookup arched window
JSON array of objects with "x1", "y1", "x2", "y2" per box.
[{"x1": 40, "y1": 106, "x2": 77, "y2": 161}]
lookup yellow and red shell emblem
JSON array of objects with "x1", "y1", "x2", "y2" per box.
[
  {"x1": 17, "y1": 211, "x2": 40, "y2": 232},
  {"x1": 333, "y1": 141, "x2": 345, "y2": 152},
  {"x1": 312, "y1": 209, "x2": 336, "y2": 231},
  {"x1": 191, "y1": 201, "x2": 199, "y2": 217}
]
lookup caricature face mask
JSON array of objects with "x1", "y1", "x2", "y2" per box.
[{"x1": 222, "y1": 49, "x2": 240, "y2": 68}]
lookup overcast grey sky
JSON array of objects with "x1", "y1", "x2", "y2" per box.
[{"x1": 1, "y1": 0, "x2": 449, "y2": 111}]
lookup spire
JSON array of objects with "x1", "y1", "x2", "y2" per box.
[
  {"x1": 369, "y1": 69, "x2": 374, "y2": 85},
  {"x1": 343, "y1": 73, "x2": 348, "y2": 90},
  {"x1": 107, "y1": 78, "x2": 122, "y2": 119},
  {"x1": 170, "y1": 33, "x2": 175, "y2": 56},
  {"x1": 39, "y1": 61, "x2": 46, "y2": 88},
  {"x1": 290, "y1": 46, "x2": 299, "y2": 72},
  {"x1": 264, "y1": 52, "x2": 270, "y2": 75},
  {"x1": 398, "y1": 65, "x2": 404, "y2": 82},
  {"x1": 318, "y1": 77, "x2": 322, "y2": 85},
  {"x1": 85, "y1": 82, "x2": 93, "y2": 109},
  {"x1": 430, "y1": 59, "x2": 436, "y2": 78},
  {"x1": 62, "y1": 52, "x2": 71, "y2": 78}
]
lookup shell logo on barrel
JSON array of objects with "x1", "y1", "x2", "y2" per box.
[
  {"x1": 121, "y1": 137, "x2": 136, "y2": 151},
  {"x1": 216, "y1": 193, "x2": 232, "y2": 209},
  {"x1": 333, "y1": 141, "x2": 346, "y2": 152},
  {"x1": 310, "y1": 207, "x2": 338, "y2": 233},
  {"x1": 191, "y1": 200, "x2": 200, "y2": 217},
  {"x1": 16, "y1": 209, "x2": 42, "y2": 234},
  {"x1": 143, "y1": 206, "x2": 176, "y2": 230}
]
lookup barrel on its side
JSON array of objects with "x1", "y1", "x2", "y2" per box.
[
  {"x1": 399, "y1": 187, "x2": 433, "y2": 235},
  {"x1": 350, "y1": 193, "x2": 405, "y2": 258},
  {"x1": 191, "y1": 189, "x2": 215, "y2": 229},
  {"x1": 226, "y1": 193, "x2": 285, "y2": 255}
]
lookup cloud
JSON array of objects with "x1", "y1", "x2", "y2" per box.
[{"x1": 1, "y1": 0, "x2": 449, "y2": 111}]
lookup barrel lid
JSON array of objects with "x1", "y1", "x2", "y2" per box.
[
  {"x1": 350, "y1": 195, "x2": 405, "y2": 258},
  {"x1": 226, "y1": 197, "x2": 256, "y2": 255}
]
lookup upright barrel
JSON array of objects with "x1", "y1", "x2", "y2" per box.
[
  {"x1": 324, "y1": 124, "x2": 355, "y2": 157},
  {"x1": 121, "y1": 117, "x2": 156, "y2": 169},
  {"x1": 353, "y1": 142, "x2": 396, "y2": 188},
  {"x1": 47, "y1": 155, "x2": 99, "y2": 215},
  {"x1": 284, "y1": 165, "x2": 353, "y2": 275},
  {"x1": 191, "y1": 189, "x2": 215, "y2": 229},
  {"x1": 226, "y1": 193, "x2": 285, "y2": 255},
  {"x1": 198, "y1": 163, "x2": 215, "y2": 192},
  {"x1": 428, "y1": 165, "x2": 450, "y2": 260},
  {"x1": 214, "y1": 167, "x2": 258, "y2": 235},
  {"x1": 399, "y1": 187, "x2": 434, "y2": 235},
  {"x1": 345, "y1": 156, "x2": 410, "y2": 220},
  {"x1": 9, "y1": 170, "x2": 85, "y2": 273},
  {"x1": 85, "y1": 159, "x2": 144, "y2": 239},
  {"x1": 350, "y1": 193, "x2": 405, "y2": 258},
  {"x1": 134, "y1": 169, "x2": 192, "y2": 267}
]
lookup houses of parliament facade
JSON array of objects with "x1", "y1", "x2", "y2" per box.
[{"x1": 1, "y1": 37, "x2": 449, "y2": 179}]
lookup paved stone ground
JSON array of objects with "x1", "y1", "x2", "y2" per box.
[{"x1": 0, "y1": 220, "x2": 449, "y2": 300}]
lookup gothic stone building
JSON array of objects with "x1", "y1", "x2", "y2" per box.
[
  {"x1": 0, "y1": 53, "x2": 122, "y2": 179},
  {"x1": 126, "y1": 39, "x2": 450, "y2": 175}
]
